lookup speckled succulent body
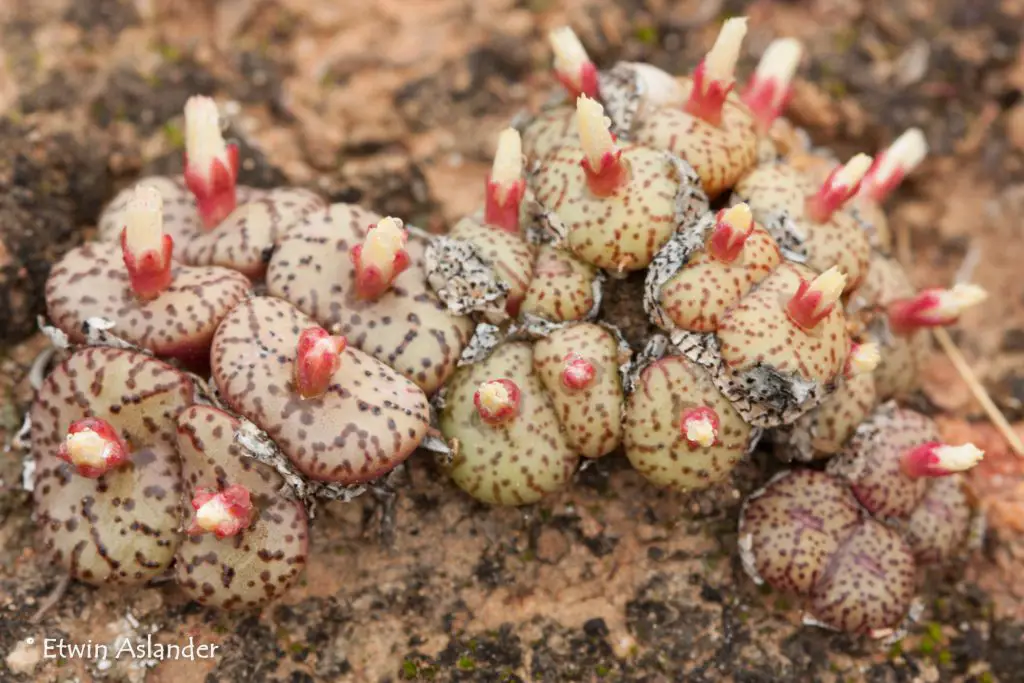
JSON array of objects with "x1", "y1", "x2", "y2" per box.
[
  {"x1": 180, "y1": 187, "x2": 325, "y2": 278},
  {"x1": 632, "y1": 84, "x2": 758, "y2": 198},
  {"x1": 211, "y1": 296, "x2": 430, "y2": 484},
  {"x1": 267, "y1": 203, "x2": 472, "y2": 394},
  {"x1": 645, "y1": 210, "x2": 781, "y2": 333},
  {"x1": 774, "y1": 372, "x2": 878, "y2": 462},
  {"x1": 32, "y1": 347, "x2": 193, "y2": 586},
  {"x1": 739, "y1": 469, "x2": 916, "y2": 635},
  {"x1": 448, "y1": 215, "x2": 536, "y2": 317},
  {"x1": 45, "y1": 241, "x2": 251, "y2": 370},
  {"x1": 673, "y1": 261, "x2": 849, "y2": 427},
  {"x1": 531, "y1": 143, "x2": 707, "y2": 272},
  {"x1": 827, "y1": 403, "x2": 940, "y2": 519},
  {"x1": 521, "y1": 244, "x2": 600, "y2": 323},
  {"x1": 99, "y1": 177, "x2": 262, "y2": 249},
  {"x1": 532, "y1": 323, "x2": 625, "y2": 458},
  {"x1": 440, "y1": 341, "x2": 579, "y2": 505},
  {"x1": 850, "y1": 254, "x2": 929, "y2": 399},
  {"x1": 624, "y1": 351, "x2": 754, "y2": 492},
  {"x1": 175, "y1": 405, "x2": 308, "y2": 608},
  {"x1": 734, "y1": 162, "x2": 871, "y2": 293}
]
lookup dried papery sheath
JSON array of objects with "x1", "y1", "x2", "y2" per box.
[
  {"x1": 425, "y1": 235, "x2": 512, "y2": 321},
  {"x1": 597, "y1": 61, "x2": 685, "y2": 139}
]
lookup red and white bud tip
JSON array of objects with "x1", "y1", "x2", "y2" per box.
[
  {"x1": 685, "y1": 17, "x2": 747, "y2": 127},
  {"x1": 473, "y1": 379, "x2": 521, "y2": 426},
  {"x1": 860, "y1": 128, "x2": 928, "y2": 204},
  {"x1": 742, "y1": 38, "x2": 802, "y2": 133},
  {"x1": 561, "y1": 353, "x2": 597, "y2": 391},
  {"x1": 350, "y1": 216, "x2": 411, "y2": 300},
  {"x1": 887, "y1": 283, "x2": 987, "y2": 335},
  {"x1": 786, "y1": 266, "x2": 847, "y2": 331},
  {"x1": 56, "y1": 417, "x2": 131, "y2": 479},
  {"x1": 120, "y1": 185, "x2": 174, "y2": 301},
  {"x1": 183, "y1": 96, "x2": 239, "y2": 230},
  {"x1": 806, "y1": 153, "x2": 873, "y2": 223},
  {"x1": 577, "y1": 95, "x2": 627, "y2": 197},
  {"x1": 294, "y1": 327, "x2": 347, "y2": 399},
  {"x1": 900, "y1": 442, "x2": 984, "y2": 479},
  {"x1": 680, "y1": 406, "x2": 720, "y2": 449},
  {"x1": 187, "y1": 484, "x2": 254, "y2": 539},
  {"x1": 549, "y1": 27, "x2": 599, "y2": 100},
  {"x1": 843, "y1": 342, "x2": 881, "y2": 378},
  {"x1": 485, "y1": 128, "x2": 526, "y2": 234},
  {"x1": 708, "y1": 203, "x2": 755, "y2": 263}
]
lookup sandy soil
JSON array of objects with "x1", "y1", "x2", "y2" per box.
[{"x1": 3, "y1": 0, "x2": 1024, "y2": 681}]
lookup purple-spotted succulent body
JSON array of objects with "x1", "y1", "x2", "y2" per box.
[
  {"x1": 175, "y1": 405, "x2": 308, "y2": 609},
  {"x1": 630, "y1": 19, "x2": 759, "y2": 198},
  {"x1": 211, "y1": 296, "x2": 430, "y2": 484},
  {"x1": 46, "y1": 188, "x2": 251, "y2": 371},
  {"x1": 827, "y1": 403, "x2": 983, "y2": 520},
  {"x1": 32, "y1": 347, "x2": 193, "y2": 586},
  {"x1": 267, "y1": 204, "x2": 472, "y2": 395},
  {"x1": 739, "y1": 469, "x2": 915, "y2": 635}
]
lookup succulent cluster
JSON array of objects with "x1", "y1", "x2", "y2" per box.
[{"x1": 28, "y1": 17, "x2": 987, "y2": 632}]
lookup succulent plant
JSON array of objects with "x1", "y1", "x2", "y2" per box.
[
  {"x1": 739, "y1": 469, "x2": 916, "y2": 636},
  {"x1": 772, "y1": 342, "x2": 881, "y2": 462},
  {"x1": 266, "y1": 206, "x2": 472, "y2": 394},
  {"x1": 530, "y1": 95, "x2": 708, "y2": 272},
  {"x1": 629, "y1": 19, "x2": 758, "y2": 198},
  {"x1": 175, "y1": 405, "x2": 308, "y2": 609},
  {"x1": 901, "y1": 473, "x2": 972, "y2": 566},
  {"x1": 211, "y1": 295, "x2": 431, "y2": 484},
  {"x1": 851, "y1": 253, "x2": 987, "y2": 399},
  {"x1": 32, "y1": 347, "x2": 193, "y2": 586},
  {"x1": 624, "y1": 341, "x2": 755, "y2": 492},
  {"x1": 733, "y1": 153, "x2": 873, "y2": 294},
  {"x1": 644, "y1": 203, "x2": 781, "y2": 333},
  {"x1": 45, "y1": 186, "x2": 252, "y2": 371},
  {"x1": 827, "y1": 402, "x2": 984, "y2": 520},
  {"x1": 439, "y1": 321, "x2": 624, "y2": 504},
  {"x1": 674, "y1": 262, "x2": 850, "y2": 427}
]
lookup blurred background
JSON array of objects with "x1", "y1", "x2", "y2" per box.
[{"x1": 2, "y1": 1, "x2": 1024, "y2": 681}]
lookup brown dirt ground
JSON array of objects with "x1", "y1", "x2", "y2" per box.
[{"x1": 3, "y1": 0, "x2": 1024, "y2": 681}]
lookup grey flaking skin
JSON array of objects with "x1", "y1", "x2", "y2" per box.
[
  {"x1": 211, "y1": 296, "x2": 430, "y2": 484},
  {"x1": 267, "y1": 203, "x2": 473, "y2": 394},
  {"x1": 175, "y1": 405, "x2": 309, "y2": 609},
  {"x1": 32, "y1": 347, "x2": 193, "y2": 585}
]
